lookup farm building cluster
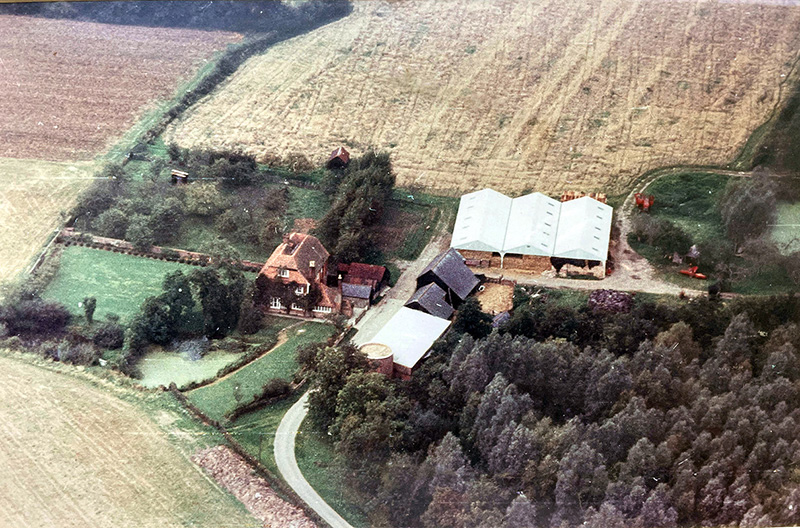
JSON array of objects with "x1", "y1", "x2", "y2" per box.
[
  {"x1": 360, "y1": 248, "x2": 480, "y2": 379},
  {"x1": 451, "y1": 188, "x2": 613, "y2": 278}
]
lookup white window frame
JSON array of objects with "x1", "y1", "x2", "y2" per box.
[
  {"x1": 291, "y1": 302, "x2": 303, "y2": 311},
  {"x1": 312, "y1": 305, "x2": 333, "y2": 314},
  {"x1": 295, "y1": 286, "x2": 305, "y2": 296},
  {"x1": 269, "y1": 297, "x2": 282, "y2": 309},
  {"x1": 279, "y1": 269, "x2": 290, "y2": 278}
]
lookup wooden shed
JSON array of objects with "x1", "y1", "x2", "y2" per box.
[{"x1": 327, "y1": 146, "x2": 350, "y2": 169}]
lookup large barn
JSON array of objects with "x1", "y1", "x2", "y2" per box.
[{"x1": 451, "y1": 188, "x2": 613, "y2": 277}]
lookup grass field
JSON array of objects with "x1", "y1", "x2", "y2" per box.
[
  {"x1": 772, "y1": 202, "x2": 800, "y2": 255},
  {"x1": 0, "y1": 351, "x2": 259, "y2": 528},
  {"x1": 42, "y1": 246, "x2": 201, "y2": 322},
  {"x1": 0, "y1": 15, "x2": 238, "y2": 162},
  {"x1": 137, "y1": 349, "x2": 242, "y2": 389},
  {"x1": 0, "y1": 158, "x2": 93, "y2": 284},
  {"x1": 296, "y1": 420, "x2": 370, "y2": 528},
  {"x1": 167, "y1": 0, "x2": 800, "y2": 194},
  {"x1": 187, "y1": 322, "x2": 334, "y2": 421}
]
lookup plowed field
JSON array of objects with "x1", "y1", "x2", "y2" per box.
[
  {"x1": 168, "y1": 0, "x2": 800, "y2": 194},
  {"x1": 0, "y1": 353, "x2": 259, "y2": 528},
  {"x1": 0, "y1": 15, "x2": 239, "y2": 161}
]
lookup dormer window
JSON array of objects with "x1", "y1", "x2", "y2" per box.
[{"x1": 279, "y1": 268, "x2": 289, "y2": 278}]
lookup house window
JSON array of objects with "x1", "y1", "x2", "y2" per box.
[
  {"x1": 291, "y1": 303, "x2": 303, "y2": 311},
  {"x1": 270, "y1": 297, "x2": 282, "y2": 310},
  {"x1": 313, "y1": 305, "x2": 332, "y2": 314},
  {"x1": 279, "y1": 269, "x2": 290, "y2": 278},
  {"x1": 295, "y1": 286, "x2": 305, "y2": 296}
]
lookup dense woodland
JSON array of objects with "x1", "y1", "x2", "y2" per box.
[{"x1": 301, "y1": 290, "x2": 800, "y2": 527}]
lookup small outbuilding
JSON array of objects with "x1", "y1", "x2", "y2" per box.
[
  {"x1": 170, "y1": 169, "x2": 189, "y2": 185},
  {"x1": 327, "y1": 146, "x2": 350, "y2": 169},
  {"x1": 417, "y1": 248, "x2": 479, "y2": 306},
  {"x1": 405, "y1": 282, "x2": 454, "y2": 320}
]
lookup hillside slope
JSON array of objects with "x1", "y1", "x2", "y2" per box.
[{"x1": 168, "y1": 0, "x2": 800, "y2": 194}]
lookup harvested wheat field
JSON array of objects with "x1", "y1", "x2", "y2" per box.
[
  {"x1": 0, "y1": 15, "x2": 239, "y2": 161},
  {"x1": 0, "y1": 158, "x2": 94, "y2": 283},
  {"x1": 168, "y1": 0, "x2": 800, "y2": 194},
  {"x1": 0, "y1": 353, "x2": 259, "y2": 528}
]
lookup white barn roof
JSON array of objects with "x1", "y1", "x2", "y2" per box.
[
  {"x1": 450, "y1": 189, "x2": 511, "y2": 253},
  {"x1": 370, "y1": 307, "x2": 451, "y2": 369},
  {"x1": 451, "y1": 189, "x2": 613, "y2": 262}
]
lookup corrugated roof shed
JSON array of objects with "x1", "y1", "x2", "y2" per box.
[
  {"x1": 419, "y1": 248, "x2": 480, "y2": 301},
  {"x1": 405, "y1": 283, "x2": 454, "y2": 320},
  {"x1": 371, "y1": 307, "x2": 451, "y2": 369},
  {"x1": 451, "y1": 190, "x2": 613, "y2": 262}
]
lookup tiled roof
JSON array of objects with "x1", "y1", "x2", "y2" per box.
[
  {"x1": 419, "y1": 248, "x2": 479, "y2": 301},
  {"x1": 406, "y1": 283, "x2": 453, "y2": 320},
  {"x1": 261, "y1": 233, "x2": 329, "y2": 283}
]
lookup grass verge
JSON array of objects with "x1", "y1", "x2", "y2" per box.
[{"x1": 296, "y1": 419, "x2": 370, "y2": 528}]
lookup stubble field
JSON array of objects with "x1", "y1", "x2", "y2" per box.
[
  {"x1": 0, "y1": 158, "x2": 92, "y2": 284},
  {"x1": 0, "y1": 353, "x2": 259, "y2": 528},
  {"x1": 168, "y1": 0, "x2": 800, "y2": 195},
  {"x1": 0, "y1": 15, "x2": 239, "y2": 162}
]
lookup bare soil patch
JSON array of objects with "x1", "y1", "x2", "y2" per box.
[
  {"x1": 475, "y1": 283, "x2": 514, "y2": 314},
  {"x1": 0, "y1": 353, "x2": 259, "y2": 528},
  {"x1": 169, "y1": 0, "x2": 800, "y2": 194},
  {"x1": 193, "y1": 445, "x2": 317, "y2": 528},
  {"x1": 0, "y1": 15, "x2": 239, "y2": 161}
]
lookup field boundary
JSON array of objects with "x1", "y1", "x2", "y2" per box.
[{"x1": 169, "y1": 384, "x2": 331, "y2": 528}]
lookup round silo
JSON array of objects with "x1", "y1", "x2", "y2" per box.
[{"x1": 359, "y1": 343, "x2": 394, "y2": 377}]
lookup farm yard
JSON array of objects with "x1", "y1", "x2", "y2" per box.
[
  {"x1": 168, "y1": 0, "x2": 800, "y2": 195},
  {"x1": 0, "y1": 352, "x2": 259, "y2": 528},
  {"x1": 0, "y1": 158, "x2": 93, "y2": 284},
  {"x1": 0, "y1": 15, "x2": 239, "y2": 162}
]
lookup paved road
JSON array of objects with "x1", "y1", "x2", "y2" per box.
[{"x1": 274, "y1": 392, "x2": 353, "y2": 528}]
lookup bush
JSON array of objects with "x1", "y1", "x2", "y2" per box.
[
  {"x1": 631, "y1": 214, "x2": 692, "y2": 255},
  {"x1": 92, "y1": 208, "x2": 129, "y2": 239},
  {"x1": 0, "y1": 297, "x2": 71, "y2": 336},
  {"x1": 260, "y1": 377, "x2": 291, "y2": 399},
  {"x1": 126, "y1": 215, "x2": 155, "y2": 251},
  {"x1": 92, "y1": 321, "x2": 125, "y2": 349},
  {"x1": 57, "y1": 340, "x2": 101, "y2": 366}
]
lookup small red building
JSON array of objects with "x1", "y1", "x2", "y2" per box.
[{"x1": 327, "y1": 146, "x2": 350, "y2": 169}]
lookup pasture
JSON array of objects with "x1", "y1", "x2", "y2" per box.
[
  {"x1": 0, "y1": 158, "x2": 93, "y2": 284},
  {"x1": 187, "y1": 322, "x2": 334, "y2": 421},
  {"x1": 0, "y1": 352, "x2": 259, "y2": 528},
  {"x1": 167, "y1": 0, "x2": 800, "y2": 195},
  {"x1": 772, "y1": 202, "x2": 800, "y2": 255},
  {"x1": 42, "y1": 246, "x2": 200, "y2": 322},
  {"x1": 0, "y1": 15, "x2": 239, "y2": 162}
]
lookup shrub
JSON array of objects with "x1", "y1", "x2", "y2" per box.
[
  {"x1": 57, "y1": 340, "x2": 101, "y2": 366},
  {"x1": 0, "y1": 298, "x2": 71, "y2": 336},
  {"x1": 92, "y1": 321, "x2": 125, "y2": 349},
  {"x1": 260, "y1": 377, "x2": 291, "y2": 399},
  {"x1": 92, "y1": 208, "x2": 129, "y2": 239}
]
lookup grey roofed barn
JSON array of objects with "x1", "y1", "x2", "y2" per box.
[
  {"x1": 342, "y1": 282, "x2": 372, "y2": 300},
  {"x1": 417, "y1": 248, "x2": 479, "y2": 302},
  {"x1": 405, "y1": 282, "x2": 454, "y2": 320}
]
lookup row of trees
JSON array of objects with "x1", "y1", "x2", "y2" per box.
[
  {"x1": 316, "y1": 151, "x2": 396, "y2": 263},
  {"x1": 301, "y1": 291, "x2": 800, "y2": 527}
]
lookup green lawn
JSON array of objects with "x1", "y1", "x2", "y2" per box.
[
  {"x1": 771, "y1": 202, "x2": 800, "y2": 255},
  {"x1": 187, "y1": 322, "x2": 334, "y2": 421},
  {"x1": 284, "y1": 186, "x2": 330, "y2": 224},
  {"x1": 137, "y1": 349, "x2": 241, "y2": 389},
  {"x1": 227, "y1": 391, "x2": 305, "y2": 475},
  {"x1": 296, "y1": 420, "x2": 370, "y2": 528},
  {"x1": 42, "y1": 246, "x2": 199, "y2": 322},
  {"x1": 171, "y1": 216, "x2": 271, "y2": 263},
  {"x1": 646, "y1": 172, "x2": 729, "y2": 244}
]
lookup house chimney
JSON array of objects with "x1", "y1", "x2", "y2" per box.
[
  {"x1": 309, "y1": 260, "x2": 316, "y2": 279},
  {"x1": 282, "y1": 233, "x2": 290, "y2": 245}
]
